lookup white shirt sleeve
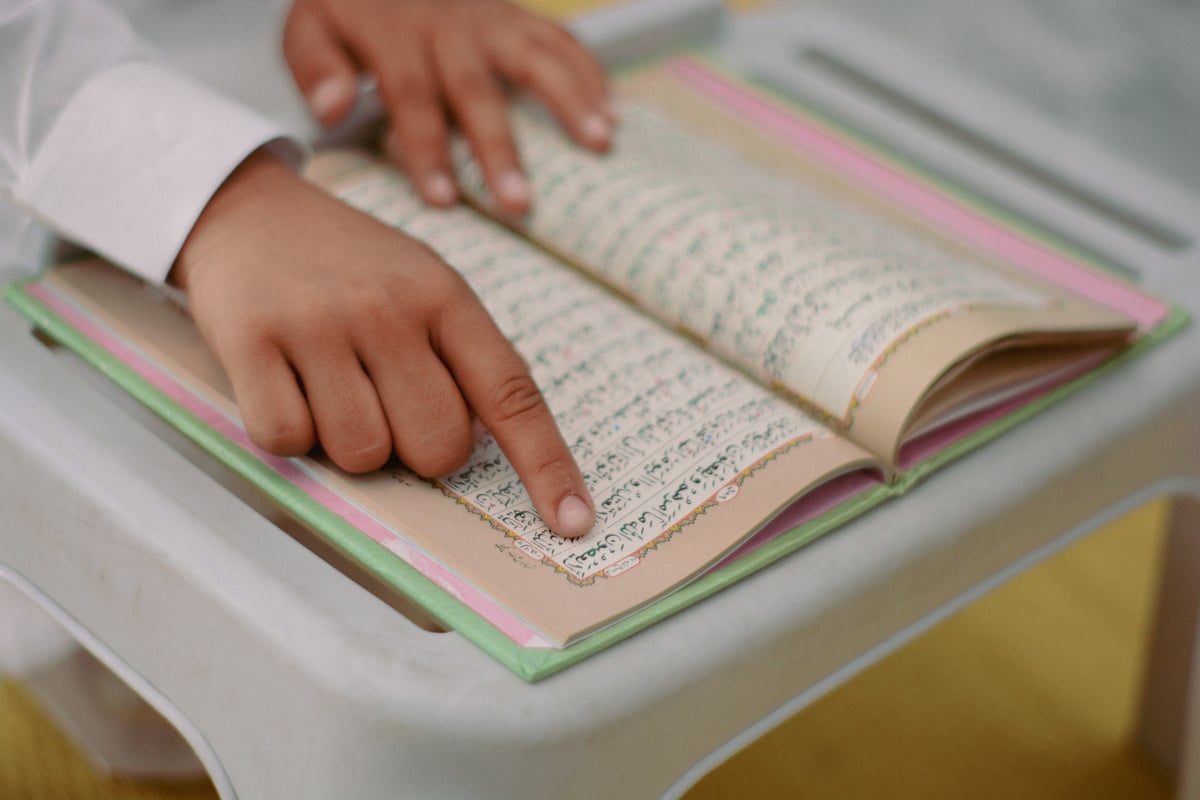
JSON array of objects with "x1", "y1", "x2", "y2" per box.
[{"x1": 0, "y1": 0, "x2": 304, "y2": 284}]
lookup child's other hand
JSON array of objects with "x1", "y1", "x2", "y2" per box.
[
  {"x1": 283, "y1": 0, "x2": 614, "y2": 216},
  {"x1": 169, "y1": 150, "x2": 595, "y2": 539}
]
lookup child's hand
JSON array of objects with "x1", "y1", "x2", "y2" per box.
[
  {"x1": 170, "y1": 150, "x2": 595, "y2": 538},
  {"x1": 282, "y1": 0, "x2": 613, "y2": 216}
]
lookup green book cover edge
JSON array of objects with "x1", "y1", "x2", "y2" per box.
[{"x1": 5, "y1": 279, "x2": 1187, "y2": 682}]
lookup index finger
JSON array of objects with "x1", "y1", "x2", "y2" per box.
[
  {"x1": 489, "y1": 20, "x2": 613, "y2": 151},
  {"x1": 437, "y1": 298, "x2": 594, "y2": 539},
  {"x1": 372, "y1": 41, "x2": 460, "y2": 207},
  {"x1": 432, "y1": 26, "x2": 531, "y2": 216}
]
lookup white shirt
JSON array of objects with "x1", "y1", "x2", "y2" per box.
[
  {"x1": 0, "y1": 0, "x2": 308, "y2": 284},
  {"x1": 0, "y1": 0, "x2": 313, "y2": 677}
]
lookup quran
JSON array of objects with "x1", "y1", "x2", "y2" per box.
[{"x1": 5, "y1": 58, "x2": 1182, "y2": 681}]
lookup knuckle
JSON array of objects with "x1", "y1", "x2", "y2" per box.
[
  {"x1": 379, "y1": 60, "x2": 436, "y2": 104},
  {"x1": 437, "y1": 270, "x2": 476, "y2": 304},
  {"x1": 315, "y1": 281, "x2": 416, "y2": 341},
  {"x1": 488, "y1": 373, "x2": 548, "y2": 425},
  {"x1": 252, "y1": 295, "x2": 332, "y2": 344},
  {"x1": 350, "y1": 286, "x2": 402, "y2": 329},
  {"x1": 530, "y1": 18, "x2": 579, "y2": 50},
  {"x1": 428, "y1": 279, "x2": 482, "y2": 346},
  {"x1": 330, "y1": 438, "x2": 392, "y2": 475},
  {"x1": 250, "y1": 420, "x2": 313, "y2": 457},
  {"x1": 500, "y1": 52, "x2": 537, "y2": 84},
  {"x1": 387, "y1": 73, "x2": 436, "y2": 107},
  {"x1": 420, "y1": 266, "x2": 468, "y2": 306},
  {"x1": 446, "y1": 69, "x2": 498, "y2": 104},
  {"x1": 218, "y1": 313, "x2": 275, "y2": 353},
  {"x1": 391, "y1": 268, "x2": 462, "y2": 321},
  {"x1": 289, "y1": 314, "x2": 339, "y2": 350},
  {"x1": 407, "y1": 425, "x2": 473, "y2": 478},
  {"x1": 528, "y1": 451, "x2": 578, "y2": 483}
]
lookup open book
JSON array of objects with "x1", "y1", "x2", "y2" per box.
[{"x1": 6, "y1": 58, "x2": 1180, "y2": 680}]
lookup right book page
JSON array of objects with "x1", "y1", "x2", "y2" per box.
[{"x1": 456, "y1": 60, "x2": 1153, "y2": 471}]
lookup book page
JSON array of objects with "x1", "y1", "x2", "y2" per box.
[
  {"x1": 449, "y1": 63, "x2": 1141, "y2": 468},
  {"x1": 317, "y1": 154, "x2": 854, "y2": 582},
  {"x1": 616, "y1": 64, "x2": 1144, "y2": 466},
  {"x1": 38, "y1": 157, "x2": 880, "y2": 646},
  {"x1": 453, "y1": 104, "x2": 1047, "y2": 423}
]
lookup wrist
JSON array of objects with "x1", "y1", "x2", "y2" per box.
[{"x1": 169, "y1": 148, "x2": 298, "y2": 291}]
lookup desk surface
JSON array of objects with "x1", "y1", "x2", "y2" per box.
[
  {"x1": 784, "y1": 0, "x2": 1200, "y2": 196},
  {"x1": 2, "y1": 2, "x2": 1198, "y2": 799}
]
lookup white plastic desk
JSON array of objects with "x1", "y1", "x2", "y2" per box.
[{"x1": 3, "y1": 4, "x2": 1200, "y2": 798}]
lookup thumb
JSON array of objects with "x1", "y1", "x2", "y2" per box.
[{"x1": 282, "y1": 6, "x2": 359, "y2": 127}]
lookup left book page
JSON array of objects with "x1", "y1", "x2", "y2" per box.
[{"x1": 18, "y1": 160, "x2": 879, "y2": 649}]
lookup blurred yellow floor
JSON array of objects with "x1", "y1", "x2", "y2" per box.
[
  {"x1": 0, "y1": 501, "x2": 1173, "y2": 800},
  {"x1": 687, "y1": 501, "x2": 1172, "y2": 800}
]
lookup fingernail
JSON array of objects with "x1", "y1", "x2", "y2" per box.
[
  {"x1": 497, "y1": 170, "x2": 531, "y2": 209},
  {"x1": 423, "y1": 172, "x2": 458, "y2": 206},
  {"x1": 556, "y1": 494, "x2": 594, "y2": 537},
  {"x1": 307, "y1": 75, "x2": 355, "y2": 122},
  {"x1": 581, "y1": 112, "x2": 611, "y2": 147}
]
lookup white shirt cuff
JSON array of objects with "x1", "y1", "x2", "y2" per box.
[{"x1": 13, "y1": 61, "x2": 305, "y2": 284}]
